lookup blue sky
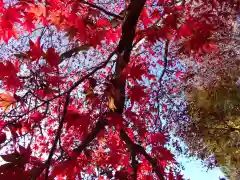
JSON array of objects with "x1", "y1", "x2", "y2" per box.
[{"x1": 178, "y1": 155, "x2": 226, "y2": 180}]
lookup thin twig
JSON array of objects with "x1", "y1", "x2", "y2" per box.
[
  {"x1": 80, "y1": 0, "x2": 124, "y2": 20},
  {"x1": 158, "y1": 40, "x2": 170, "y2": 84},
  {"x1": 44, "y1": 93, "x2": 70, "y2": 179}
]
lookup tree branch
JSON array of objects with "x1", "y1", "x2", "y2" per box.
[
  {"x1": 80, "y1": 0, "x2": 124, "y2": 20},
  {"x1": 159, "y1": 40, "x2": 170, "y2": 84},
  {"x1": 33, "y1": 50, "x2": 116, "y2": 179},
  {"x1": 45, "y1": 93, "x2": 70, "y2": 179},
  {"x1": 69, "y1": 0, "x2": 148, "y2": 159},
  {"x1": 117, "y1": 0, "x2": 146, "y2": 59},
  {"x1": 114, "y1": 0, "x2": 165, "y2": 179},
  {"x1": 131, "y1": 150, "x2": 138, "y2": 180},
  {"x1": 44, "y1": 1, "x2": 166, "y2": 180},
  {"x1": 113, "y1": 0, "x2": 147, "y2": 114},
  {"x1": 73, "y1": 118, "x2": 108, "y2": 154},
  {"x1": 120, "y1": 130, "x2": 165, "y2": 180},
  {"x1": 155, "y1": 40, "x2": 170, "y2": 130}
]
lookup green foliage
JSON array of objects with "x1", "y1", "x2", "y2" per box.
[{"x1": 185, "y1": 76, "x2": 240, "y2": 179}]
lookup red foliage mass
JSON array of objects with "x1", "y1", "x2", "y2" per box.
[{"x1": 0, "y1": 0, "x2": 237, "y2": 179}]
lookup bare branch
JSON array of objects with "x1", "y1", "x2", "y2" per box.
[
  {"x1": 80, "y1": 0, "x2": 124, "y2": 20},
  {"x1": 45, "y1": 93, "x2": 70, "y2": 179},
  {"x1": 73, "y1": 118, "x2": 108, "y2": 154},
  {"x1": 120, "y1": 130, "x2": 165, "y2": 180},
  {"x1": 159, "y1": 40, "x2": 170, "y2": 85}
]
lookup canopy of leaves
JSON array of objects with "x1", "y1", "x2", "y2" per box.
[
  {"x1": 173, "y1": 13, "x2": 240, "y2": 179},
  {"x1": 0, "y1": 0, "x2": 238, "y2": 179},
  {"x1": 178, "y1": 59, "x2": 240, "y2": 179}
]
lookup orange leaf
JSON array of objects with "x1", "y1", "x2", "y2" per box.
[
  {"x1": 27, "y1": 3, "x2": 46, "y2": 18},
  {"x1": 0, "y1": 92, "x2": 16, "y2": 111},
  {"x1": 108, "y1": 96, "x2": 116, "y2": 111},
  {"x1": 49, "y1": 11, "x2": 64, "y2": 29},
  {"x1": 84, "y1": 87, "x2": 96, "y2": 100}
]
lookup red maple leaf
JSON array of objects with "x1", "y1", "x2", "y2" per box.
[
  {"x1": 30, "y1": 112, "x2": 44, "y2": 124},
  {"x1": 22, "y1": 13, "x2": 36, "y2": 32},
  {"x1": 0, "y1": 61, "x2": 18, "y2": 78},
  {"x1": 148, "y1": 133, "x2": 167, "y2": 145},
  {"x1": 175, "y1": 71, "x2": 182, "y2": 78},
  {"x1": 0, "y1": 6, "x2": 21, "y2": 42},
  {"x1": 152, "y1": 146, "x2": 175, "y2": 163},
  {"x1": 45, "y1": 47, "x2": 60, "y2": 67},
  {"x1": 168, "y1": 168, "x2": 175, "y2": 180},
  {"x1": 107, "y1": 112, "x2": 124, "y2": 127},
  {"x1": 27, "y1": 38, "x2": 43, "y2": 61},
  {"x1": 128, "y1": 85, "x2": 146, "y2": 102},
  {"x1": 0, "y1": 133, "x2": 6, "y2": 144},
  {"x1": 178, "y1": 23, "x2": 192, "y2": 39},
  {"x1": 129, "y1": 64, "x2": 147, "y2": 80},
  {"x1": 51, "y1": 160, "x2": 80, "y2": 178},
  {"x1": 65, "y1": 106, "x2": 90, "y2": 138}
]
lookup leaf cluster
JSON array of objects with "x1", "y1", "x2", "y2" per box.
[{"x1": 185, "y1": 77, "x2": 240, "y2": 179}]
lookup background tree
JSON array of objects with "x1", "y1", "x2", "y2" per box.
[{"x1": 175, "y1": 7, "x2": 240, "y2": 180}]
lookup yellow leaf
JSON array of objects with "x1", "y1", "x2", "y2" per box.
[
  {"x1": 0, "y1": 92, "x2": 16, "y2": 111},
  {"x1": 108, "y1": 96, "x2": 116, "y2": 111}
]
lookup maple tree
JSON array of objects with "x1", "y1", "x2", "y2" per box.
[
  {"x1": 174, "y1": 8, "x2": 240, "y2": 180},
  {"x1": 0, "y1": 0, "x2": 239, "y2": 179}
]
